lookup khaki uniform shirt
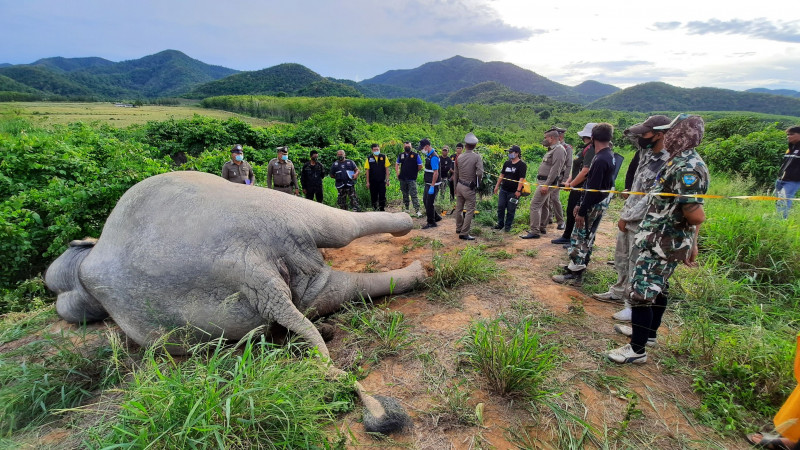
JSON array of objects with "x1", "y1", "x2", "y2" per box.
[
  {"x1": 453, "y1": 150, "x2": 485, "y2": 185},
  {"x1": 221, "y1": 160, "x2": 255, "y2": 184},
  {"x1": 267, "y1": 158, "x2": 298, "y2": 188},
  {"x1": 537, "y1": 144, "x2": 567, "y2": 187}
]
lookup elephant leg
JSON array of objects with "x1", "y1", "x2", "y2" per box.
[
  {"x1": 306, "y1": 261, "x2": 425, "y2": 316},
  {"x1": 313, "y1": 211, "x2": 414, "y2": 248}
]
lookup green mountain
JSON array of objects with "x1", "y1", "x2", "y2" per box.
[
  {"x1": 589, "y1": 82, "x2": 800, "y2": 116},
  {"x1": 30, "y1": 56, "x2": 114, "y2": 72},
  {"x1": 746, "y1": 88, "x2": 800, "y2": 99},
  {"x1": 358, "y1": 55, "x2": 617, "y2": 104},
  {"x1": 440, "y1": 81, "x2": 555, "y2": 106},
  {"x1": 1, "y1": 50, "x2": 238, "y2": 99},
  {"x1": 573, "y1": 80, "x2": 620, "y2": 98},
  {"x1": 188, "y1": 63, "x2": 361, "y2": 98},
  {"x1": 0, "y1": 74, "x2": 41, "y2": 93},
  {"x1": 0, "y1": 66, "x2": 95, "y2": 96}
]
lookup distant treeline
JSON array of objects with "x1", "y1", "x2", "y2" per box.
[{"x1": 201, "y1": 95, "x2": 445, "y2": 124}]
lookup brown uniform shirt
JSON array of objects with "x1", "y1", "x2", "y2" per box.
[
  {"x1": 537, "y1": 144, "x2": 567, "y2": 187},
  {"x1": 221, "y1": 160, "x2": 255, "y2": 184},
  {"x1": 453, "y1": 150, "x2": 485, "y2": 185},
  {"x1": 267, "y1": 158, "x2": 298, "y2": 188}
]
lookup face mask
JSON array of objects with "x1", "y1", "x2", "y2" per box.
[
  {"x1": 234, "y1": 154, "x2": 243, "y2": 161},
  {"x1": 541, "y1": 139, "x2": 549, "y2": 146},
  {"x1": 637, "y1": 136, "x2": 654, "y2": 149},
  {"x1": 404, "y1": 147, "x2": 411, "y2": 153},
  {"x1": 337, "y1": 155, "x2": 345, "y2": 161},
  {"x1": 372, "y1": 150, "x2": 380, "y2": 156},
  {"x1": 311, "y1": 156, "x2": 318, "y2": 161},
  {"x1": 281, "y1": 154, "x2": 288, "y2": 161},
  {"x1": 508, "y1": 153, "x2": 517, "y2": 160}
]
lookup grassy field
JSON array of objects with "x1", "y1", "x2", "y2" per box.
[{"x1": 0, "y1": 102, "x2": 276, "y2": 128}]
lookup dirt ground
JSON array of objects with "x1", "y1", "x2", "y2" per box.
[{"x1": 321, "y1": 203, "x2": 747, "y2": 449}]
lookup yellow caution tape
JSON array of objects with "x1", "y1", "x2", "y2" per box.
[{"x1": 529, "y1": 183, "x2": 800, "y2": 202}]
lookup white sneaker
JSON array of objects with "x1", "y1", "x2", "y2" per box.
[
  {"x1": 415, "y1": 210, "x2": 423, "y2": 217},
  {"x1": 612, "y1": 307, "x2": 632, "y2": 322},
  {"x1": 592, "y1": 291, "x2": 623, "y2": 304},
  {"x1": 606, "y1": 344, "x2": 647, "y2": 364},
  {"x1": 613, "y1": 324, "x2": 657, "y2": 347}
]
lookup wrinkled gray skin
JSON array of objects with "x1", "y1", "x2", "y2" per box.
[{"x1": 45, "y1": 171, "x2": 424, "y2": 433}]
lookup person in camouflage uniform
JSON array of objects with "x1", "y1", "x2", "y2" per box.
[
  {"x1": 607, "y1": 114, "x2": 709, "y2": 365},
  {"x1": 553, "y1": 123, "x2": 616, "y2": 284},
  {"x1": 330, "y1": 149, "x2": 361, "y2": 211},
  {"x1": 592, "y1": 115, "x2": 672, "y2": 323}
]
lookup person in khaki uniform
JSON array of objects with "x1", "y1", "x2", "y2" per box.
[
  {"x1": 221, "y1": 144, "x2": 255, "y2": 185},
  {"x1": 521, "y1": 130, "x2": 567, "y2": 239},
  {"x1": 267, "y1": 146, "x2": 298, "y2": 195},
  {"x1": 453, "y1": 132, "x2": 484, "y2": 240},
  {"x1": 544, "y1": 127, "x2": 572, "y2": 230}
]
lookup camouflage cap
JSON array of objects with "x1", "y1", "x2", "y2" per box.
[{"x1": 663, "y1": 115, "x2": 704, "y2": 156}]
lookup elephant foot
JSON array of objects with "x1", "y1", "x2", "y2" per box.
[{"x1": 362, "y1": 395, "x2": 412, "y2": 434}]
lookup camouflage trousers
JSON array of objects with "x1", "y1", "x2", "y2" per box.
[
  {"x1": 567, "y1": 203, "x2": 606, "y2": 271},
  {"x1": 336, "y1": 185, "x2": 361, "y2": 211},
  {"x1": 627, "y1": 247, "x2": 678, "y2": 306}
]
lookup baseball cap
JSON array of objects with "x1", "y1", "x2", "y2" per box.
[
  {"x1": 508, "y1": 145, "x2": 521, "y2": 154},
  {"x1": 626, "y1": 115, "x2": 671, "y2": 135},
  {"x1": 231, "y1": 144, "x2": 243, "y2": 153},
  {"x1": 464, "y1": 132, "x2": 479, "y2": 145},
  {"x1": 577, "y1": 123, "x2": 597, "y2": 138},
  {"x1": 548, "y1": 126, "x2": 567, "y2": 134},
  {"x1": 418, "y1": 138, "x2": 431, "y2": 150},
  {"x1": 653, "y1": 113, "x2": 691, "y2": 131}
]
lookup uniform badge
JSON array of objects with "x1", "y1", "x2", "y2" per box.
[{"x1": 682, "y1": 174, "x2": 698, "y2": 186}]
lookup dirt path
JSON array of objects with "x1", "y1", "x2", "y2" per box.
[{"x1": 324, "y1": 206, "x2": 745, "y2": 449}]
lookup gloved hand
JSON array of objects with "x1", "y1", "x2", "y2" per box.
[{"x1": 428, "y1": 186, "x2": 434, "y2": 195}]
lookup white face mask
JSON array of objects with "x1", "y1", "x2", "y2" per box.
[
  {"x1": 234, "y1": 154, "x2": 243, "y2": 161},
  {"x1": 373, "y1": 150, "x2": 380, "y2": 156},
  {"x1": 281, "y1": 154, "x2": 288, "y2": 161}
]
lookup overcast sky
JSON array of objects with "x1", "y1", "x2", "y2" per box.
[{"x1": 2, "y1": 0, "x2": 799, "y2": 91}]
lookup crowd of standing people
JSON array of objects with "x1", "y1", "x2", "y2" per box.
[{"x1": 220, "y1": 118, "x2": 800, "y2": 368}]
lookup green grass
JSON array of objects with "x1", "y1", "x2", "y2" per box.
[
  {"x1": 425, "y1": 246, "x2": 501, "y2": 302},
  {"x1": 338, "y1": 298, "x2": 414, "y2": 362},
  {"x1": 0, "y1": 305, "x2": 57, "y2": 345},
  {"x1": 86, "y1": 334, "x2": 354, "y2": 448},
  {"x1": 460, "y1": 316, "x2": 558, "y2": 398}
]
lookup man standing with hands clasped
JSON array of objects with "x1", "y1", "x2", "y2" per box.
[
  {"x1": 221, "y1": 144, "x2": 255, "y2": 185},
  {"x1": 365, "y1": 143, "x2": 390, "y2": 211},
  {"x1": 521, "y1": 129, "x2": 567, "y2": 239},
  {"x1": 330, "y1": 149, "x2": 361, "y2": 211},
  {"x1": 396, "y1": 141, "x2": 423, "y2": 217},
  {"x1": 494, "y1": 145, "x2": 527, "y2": 232},
  {"x1": 606, "y1": 114, "x2": 709, "y2": 365},
  {"x1": 267, "y1": 146, "x2": 299, "y2": 195}
]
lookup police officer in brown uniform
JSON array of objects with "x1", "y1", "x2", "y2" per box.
[
  {"x1": 453, "y1": 132, "x2": 484, "y2": 240},
  {"x1": 221, "y1": 144, "x2": 255, "y2": 185},
  {"x1": 545, "y1": 127, "x2": 572, "y2": 230},
  {"x1": 521, "y1": 130, "x2": 567, "y2": 239},
  {"x1": 267, "y1": 146, "x2": 298, "y2": 195}
]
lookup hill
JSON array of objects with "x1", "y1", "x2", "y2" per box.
[
  {"x1": 746, "y1": 88, "x2": 800, "y2": 98},
  {"x1": 439, "y1": 81, "x2": 555, "y2": 106},
  {"x1": 1, "y1": 50, "x2": 238, "y2": 99},
  {"x1": 359, "y1": 55, "x2": 617, "y2": 104},
  {"x1": 573, "y1": 80, "x2": 620, "y2": 98},
  {"x1": 590, "y1": 82, "x2": 800, "y2": 116},
  {"x1": 0, "y1": 74, "x2": 41, "y2": 94},
  {"x1": 188, "y1": 63, "x2": 361, "y2": 98}
]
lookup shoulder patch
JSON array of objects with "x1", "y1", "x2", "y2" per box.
[{"x1": 682, "y1": 174, "x2": 698, "y2": 186}]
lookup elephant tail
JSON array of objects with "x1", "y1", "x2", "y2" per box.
[{"x1": 45, "y1": 238, "x2": 109, "y2": 323}]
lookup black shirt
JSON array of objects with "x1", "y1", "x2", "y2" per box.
[
  {"x1": 301, "y1": 160, "x2": 326, "y2": 188},
  {"x1": 572, "y1": 144, "x2": 596, "y2": 187},
  {"x1": 779, "y1": 142, "x2": 800, "y2": 182},
  {"x1": 499, "y1": 160, "x2": 528, "y2": 192},
  {"x1": 625, "y1": 150, "x2": 641, "y2": 191},
  {"x1": 440, "y1": 156, "x2": 454, "y2": 179},
  {"x1": 579, "y1": 147, "x2": 615, "y2": 216}
]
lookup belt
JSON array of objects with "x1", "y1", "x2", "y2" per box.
[
  {"x1": 275, "y1": 184, "x2": 292, "y2": 188},
  {"x1": 458, "y1": 180, "x2": 472, "y2": 187}
]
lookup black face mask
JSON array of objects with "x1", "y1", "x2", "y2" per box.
[
  {"x1": 337, "y1": 156, "x2": 345, "y2": 161},
  {"x1": 404, "y1": 147, "x2": 411, "y2": 153},
  {"x1": 637, "y1": 136, "x2": 655, "y2": 149}
]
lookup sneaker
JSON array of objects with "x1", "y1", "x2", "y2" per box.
[
  {"x1": 493, "y1": 224, "x2": 504, "y2": 230},
  {"x1": 551, "y1": 237, "x2": 570, "y2": 245},
  {"x1": 421, "y1": 223, "x2": 437, "y2": 229},
  {"x1": 592, "y1": 291, "x2": 624, "y2": 304},
  {"x1": 503, "y1": 227, "x2": 512, "y2": 232},
  {"x1": 613, "y1": 325, "x2": 657, "y2": 347},
  {"x1": 557, "y1": 223, "x2": 565, "y2": 230},
  {"x1": 520, "y1": 232, "x2": 541, "y2": 239},
  {"x1": 606, "y1": 344, "x2": 647, "y2": 364},
  {"x1": 416, "y1": 211, "x2": 423, "y2": 217},
  {"x1": 612, "y1": 307, "x2": 632, "y2": 322},
  {"x1": 539, "y1": 229, "x2": 547, "y2": 235}
]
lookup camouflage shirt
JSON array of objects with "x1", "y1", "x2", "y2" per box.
[
  {"x1": 635, "y1": 148, "x2": 709, "y2": 260},
  {"x1": 619, "y1": 148, "x2": 670, "y2": 222}
]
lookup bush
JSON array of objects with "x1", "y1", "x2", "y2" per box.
[{"x1": 698, "y1": 128, "x2": 786, "y2": 187}]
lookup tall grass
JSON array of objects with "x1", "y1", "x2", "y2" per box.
[
  {"x1": 460, "y1": 316, "x2": 558, "y2": 398},
  {"x1": 338, "y1": 297, "x2": 414, "y2": 361},
  {"x1": 87, "y1": 334, "x2": 353, "y2": 448},
  {"x1": 426, "y1": 246, "x2": 501, "y2": 302}
]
